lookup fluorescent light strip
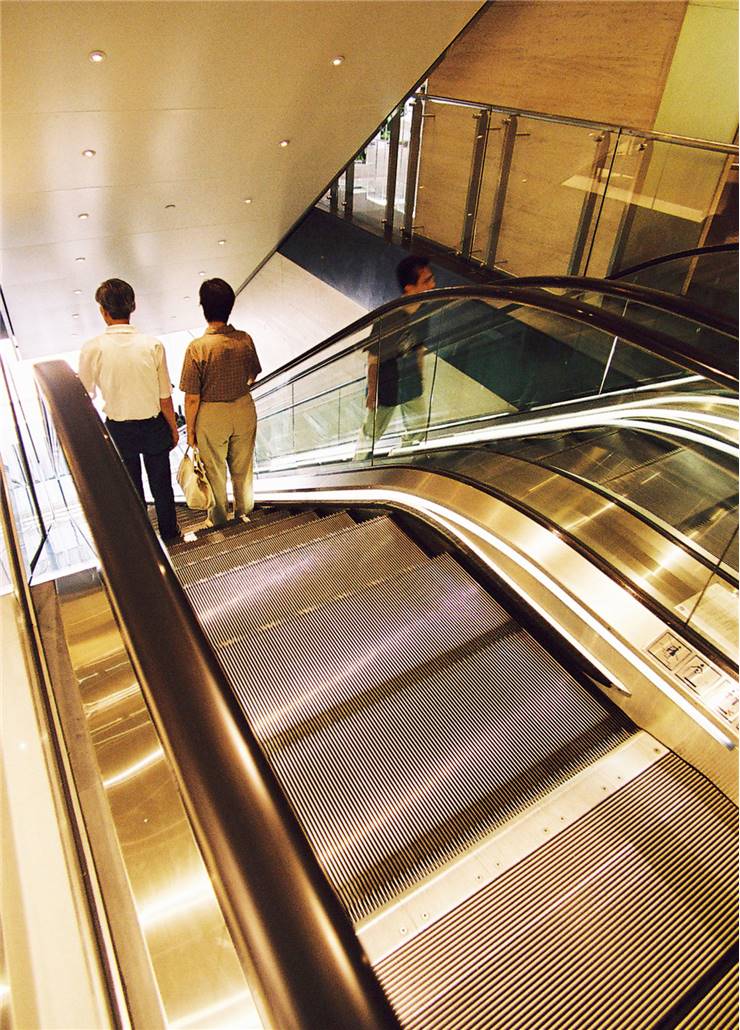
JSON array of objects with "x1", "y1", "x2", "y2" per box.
[{"x1": 257, "y1": 485, "x2": 735, "y2": 749}]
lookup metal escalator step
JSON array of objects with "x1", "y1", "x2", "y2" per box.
[
  {"x1": 375, "y1": 753, "x2": 738, "y2": 1030},
  {"x1": 170, "y1": 511, "x2": 318, "y2": 570},
  {"x1": 169, "y1": 507, "x2": 308, "y2": 562},
  {"x1": 219, "y1": 553, "x2": 630, "y2": 921},
  {"x1": 175, "y1": 511, "x2": 355, "y2": 586},
  {"x1": 265, "y1": 629, "x2": 630, "y2": 922},
  {"x1": 675, "y1": 961, "x2": 738, "y2": 1030},
  {"x1": 186, "y1": 516, "x2": 426, "y2": 641}
]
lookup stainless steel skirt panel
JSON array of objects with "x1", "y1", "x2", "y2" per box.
[
  {"x1": 185, "y1": 516, "x2": 426, "y2": 643},
  {"x1": 175, "y1": 512, "x2": 355, "y2": 586},
  {"x1": 375, "y1": 752, "x2": 738, "y2": 1030},
  {"x1": 215, "y1": 552, "x2": 630, "y2": 922}
]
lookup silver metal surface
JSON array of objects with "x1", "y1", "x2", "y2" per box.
[
  {"x1": 184, "y1": 515, "x2": 425, "y2": 642},
  {"x1": 374, "y1": 751, "x2": 738, "y2": 1029},
  {"x1": 358, "y1": 732, "x2": 667, "y2": 963},
  {"x1": 210, "y1": 548, "x2": 631, "y2": 923},
  {"x1": 51, "y1": 570, "x2": 261, "y2": 1029},
  {"x1": 255, "y1": 467, "x2": 738, "y2": 800},
  {"x1": 175, "y1": 511, "x2": 353, "y2": 586}
]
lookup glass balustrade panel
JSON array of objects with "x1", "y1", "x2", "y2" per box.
[
  {"x1": 494, "y1": 119, "x2": 617, "y2": 276},
  {"x1": 413, "y1": 100, "x2": 480, "y2": 252},
  {"x1": 618, "y1": 249, "x2": 739, "y2": 324},
  {"x1": 588, "y1": 139, "x2": 729, "y2": 277}
]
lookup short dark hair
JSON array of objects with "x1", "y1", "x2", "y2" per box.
[
  {"x1": 396, "y1": 254, "x2": 431, "y2": 292},
  {"x1": 95, "y1": 279, "x2": 135, "y2": 319},
  {"x1": 199, "y1": 278, "x2": 235, "y2": 323}
]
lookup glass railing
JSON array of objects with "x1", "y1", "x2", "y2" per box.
[
  {"x1": 254, "y1": 285, "x2": 734, "y2": 470},
  {"x1": 318, "y1": 93, "x2": 738, "y2": 286},
  {"x1": 0, "y1": 349, "x2": 96, "y2": 582},
  {"x1": 611, "y1": 244, "x2": 739, "y2": 324},
  {"x1": 253, "y1": 285, "x2": 738, "y2": 665}
]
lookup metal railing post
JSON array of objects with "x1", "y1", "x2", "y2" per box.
[
  {"x1": 460, "y1": 108, "x2": 490, "y2": 259},
  {"x1": 383, "y1": 109, "x2": 402, "y2": 240},
  {"x1": 402, "y1": 98, "x2": 424, "y2": 241},
  {"x1": 568, "y1": 130, "x2": 613, "y2": 276},
  {"x1": 485, "y1": 115, "x2": 518, "y2": 269}
]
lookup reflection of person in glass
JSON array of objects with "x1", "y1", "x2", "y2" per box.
[{"x1": 355, "y1": 255, "x2": 436, "y2": 458}]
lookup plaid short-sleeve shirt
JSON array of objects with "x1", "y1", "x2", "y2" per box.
[{"x1": 179, "y1": 325, "x2": 261, "y2": 402}]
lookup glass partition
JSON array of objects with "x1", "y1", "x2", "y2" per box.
[
  {"x1": 616, "y1": 248, "x2": 739, "y2": 323},
  {"x1": 493, "y1": 119, "x2": 618, "y2": 276},
  {"x1": 414, "y1": 99, "x2": 479, "y2": 252},
  {"x1": 254, "y1": 292, "x2": 700, "y2": 469},
  {"x1": 589, "y1": 140, "x2": 730, "y2": 276}
]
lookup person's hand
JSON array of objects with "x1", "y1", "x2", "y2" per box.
[
  {"x1": 170, "y1": 426, "x2": 180, "y2": 449},
  {"x1": 366, "y1": 393, "x2": 377, "y2": 411}
]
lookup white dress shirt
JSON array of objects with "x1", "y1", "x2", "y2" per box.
[{"x1": 78, "y1": 324, "x2": 172, "y2": 421}]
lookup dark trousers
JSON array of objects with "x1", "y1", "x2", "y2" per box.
[{"x1": 106, "y1": 414, "x2": 178, "y2": 539}]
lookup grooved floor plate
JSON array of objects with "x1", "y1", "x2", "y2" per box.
[
  {"x1": 375, "y1": 753, "x2": 738, "y2": 1030},
  {"x1": 217, "y1": 553, "x2": 631, "y2": 922},
  {"x1": 186, "y1": 516, "x2": 426, "y2": 641},
  {"x1": 176, "y1": 511, "x2": 355, "y2": 586}
]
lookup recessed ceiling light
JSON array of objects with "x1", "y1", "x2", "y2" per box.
[
  {"x1": 183, "y1": 295, "x2": 190, "y2": 300},
  {"x1": 279, "y1": 139, "x2": 290, "y2": 148},
  {"x1": 72, "y1": 313, "x2": 79, "y2": 319},
  {"x1": 73, "y1": 289, "x2": 82, "y2": 295},
  {"x1": 199, "y1": 271, "x2": 206, "y2": 276},
  {"x1": 165, "y1": 203, "x2": 176, "y2": 209},
  {"x1": 78, "y1": 212, "x2": 89, "y2": 220},
  {"x1": 88, "y1": 50, "x2": 106, "y2": 63},
  {"x1": 331, "y1": 55, "x2": 345, "y2": 66},
  {"x1": 243, "y1": 197, "x2": 253, "y2": 204},
  {"x1": 71, "y1": 332, "x2": 80, "y2": 337},
  {"x1": 217, "y1": 239, "x2": 226, "y2": 246},
  {"x1": 82, "y1": 148, "x2": 96, "y2": 158},
  {"x1": 75, "y1": 256, "x2": 86, "y2": 262}
]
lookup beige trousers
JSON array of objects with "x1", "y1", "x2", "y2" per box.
[{"x1": 196, "y1": 393, "x2": 257, "y2": 526}]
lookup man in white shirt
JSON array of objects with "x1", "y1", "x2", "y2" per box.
[{"x1": 78, "y1": 278, "x2": 181, "y2": 542}]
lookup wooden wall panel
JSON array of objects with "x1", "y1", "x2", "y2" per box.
[{"x1": 428, "y1": 1, "x2": 687, "y2": 129}]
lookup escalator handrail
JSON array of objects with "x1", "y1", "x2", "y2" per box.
[
  {"x1": 491, "y1": 274, "x2": 738, "y2": 336},
  {"x1": 33, "y1": 360, "x2": 400, "y2": 1030},
  {"x1": 609, "y1": 242, "x2": 738, "y2": 282},
  {"x1": 253, "y1": 283, "x2": 738, "y2": 401}
]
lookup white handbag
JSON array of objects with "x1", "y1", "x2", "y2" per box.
[{"x1": 176, "y1": 447, "x2": 214, "y2": 511}]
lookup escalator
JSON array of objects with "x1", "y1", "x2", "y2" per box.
[{"x1": 2, "y1": 276, "x2": 737, "y2": 1027}]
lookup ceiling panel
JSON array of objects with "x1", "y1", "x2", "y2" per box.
[{"x1": 1, "y1": 0, "x2": 483, "y2": 358}]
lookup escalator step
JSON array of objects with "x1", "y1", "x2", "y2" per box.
[
  {"x1": 218, "y1": 552, "x2": 630, "y2": 921},
  {"x1": 166, "y1": 504, "x2": 298, "y2": 556},
  {"x1": 175, "y1": 511, "x2": 355, "y2": 586},
  {"x1": 170, "y1": 511, "x2": 318, "y2": 570},
  {"x1": 186, "y1": 515, "x2": 426, "y2": 641},
  {"x1": 375, "y1": 753, "x2": 738, "y2": 1030}
]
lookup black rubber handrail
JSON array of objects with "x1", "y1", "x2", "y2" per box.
[
  {"x1": 34, "y1": 361, "x2": 400, "y2": 1030},
  {"x1": 494, "y1": 274, "x2": 738, "y2": 336},
  {"x1": 253, "y1": 283, "x2": 738, "y2": 400},
  {"x1": 610, "y1": 243, "x2": 738, "y2": 282}
]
